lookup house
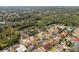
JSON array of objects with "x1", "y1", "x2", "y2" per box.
[
  {"x1": 0, "y1": 21, "x2": 5, "y2": 24},
  {"x1": 16, "y1": 45, "x2": 27, "y2": 52}
]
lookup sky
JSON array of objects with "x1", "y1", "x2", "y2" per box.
[{"x1": 0, "y1": 0, "x2": 79, "y2": 6}]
